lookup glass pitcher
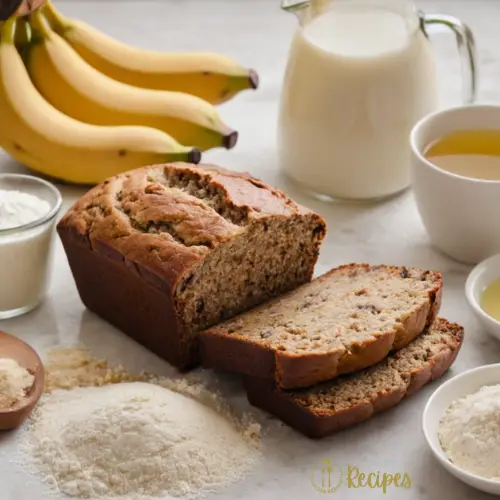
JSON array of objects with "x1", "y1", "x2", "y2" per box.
[{"x1": 278, "y1": 0, "x2": 476, "y2": 201}]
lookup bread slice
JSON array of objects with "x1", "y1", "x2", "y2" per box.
[
  {"x1": 244, "y1": 318, "x2": 463, "y2": 438},
  {"x1": 200, "y1": 264, "x2": 443, "y2": 388}
]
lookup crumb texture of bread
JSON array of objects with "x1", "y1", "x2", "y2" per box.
[
  {"x1": 294, "y1": 318, "x2": 463, "y2": 410},
  {"x1": 244, "y1": 318, "x2": 464, "y2": 438},
  {"x1": 57, "y1": 163, "x2": 326, "y2": 368},
  {"x1": 200, "y1": 264, "x2": 443, "y2": 388}
]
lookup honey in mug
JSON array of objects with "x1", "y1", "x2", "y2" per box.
[{"x1": 425, "y1": 130, "x2": 500, "y2": 181}]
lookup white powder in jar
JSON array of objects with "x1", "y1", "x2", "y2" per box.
[
  {"x1": 0, "y1": 190, "x2": 51, "y2": 231},
  {"x1": 0, "y1": 189, "x2": 53, "y2": 315}
]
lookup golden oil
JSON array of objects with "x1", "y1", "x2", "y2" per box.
[{"x1": 425, "y1": 130, "x2": 500, "y2": 181}]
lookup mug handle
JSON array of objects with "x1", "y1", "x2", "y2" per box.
[{"x1": 420, "y1": 13, "x2": 477, "y2": 105}]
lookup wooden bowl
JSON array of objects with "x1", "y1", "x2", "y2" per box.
[{"x1": 0, "y1": 331, "x2": 44, "y2": 431}]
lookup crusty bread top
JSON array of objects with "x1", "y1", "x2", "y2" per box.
[
  {"x1": 57, "y1": 163, "x2": 325, "y2": 289},
  {"x1": 289, "y1": 317, "x2": 463, "y2": 415},
  {"x1": 208, "y1": 264, "x2": 442, "y2": 355}
]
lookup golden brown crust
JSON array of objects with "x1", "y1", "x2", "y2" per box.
[
  {"x1": 200, "y1": 264, "x2": 443, "y2": 389},
  {"x1": 58, "y1": 162, "x2": 319, "y2": 292},
  {"x1": 244, "y1": 318, "x2": 464, "y2": 438}
]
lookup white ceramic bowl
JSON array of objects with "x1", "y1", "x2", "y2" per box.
[
  {"x1": 423, "y1": 364, "x2": 500, "y2": 496},
  {"x1": 465, "y1": 252, "x2": 500, "y2": 341}
]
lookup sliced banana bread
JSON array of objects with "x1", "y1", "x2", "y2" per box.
[
  {"x1": 57, "y1": 162, "x2": 326, "y2": 369},
  {"x1": 200, "y1": 264, "x2": 443, "y2": 388},
  {"x1": 244, "y1": 318, "x2": 464, "y2": 438}
]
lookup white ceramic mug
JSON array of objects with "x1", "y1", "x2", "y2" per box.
[{"x1": 410, "y1": 104, "x2": 500, "y2": 265}]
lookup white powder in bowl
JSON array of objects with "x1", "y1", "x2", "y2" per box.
[
  {"x1": 23, "y1": 382, "x2": 260, "y2": 499},
  {"x1": 438, "y1": 384, "x2": 500, "y2": 479}
]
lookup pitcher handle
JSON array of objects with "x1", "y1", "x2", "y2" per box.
[{"x1": 421, "y1": 13, "x2": 477, "y2": 104}]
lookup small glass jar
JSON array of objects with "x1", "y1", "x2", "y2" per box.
[{"x1": 0, "y1": 174, "x2": 62, "y2": 319}]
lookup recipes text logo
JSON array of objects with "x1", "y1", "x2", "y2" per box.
[{"x1": 310, "y1": 459, "x2": 412, "y2": 495}]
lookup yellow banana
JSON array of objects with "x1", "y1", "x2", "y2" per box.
[
  {"x1": 43, "y1": 1, "x2": 258, "y2": 105},
  {"x1": 0, "y1": 19, "x2": 200, "y2": 185},
  {"x1": 25, "y1": 12, "x2": 237, "y2": 152}
]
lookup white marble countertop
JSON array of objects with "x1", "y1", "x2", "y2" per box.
[{"x1": 2, "y1": 1, "x2": 500, "y2": 499}]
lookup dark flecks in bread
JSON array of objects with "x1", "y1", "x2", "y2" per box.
[
  {"x1": 200, "y1": 264, "x2": 443, "y2": 388},
  {"x1": 244, "y1": 318, "x2": 464, "y2": 438}
]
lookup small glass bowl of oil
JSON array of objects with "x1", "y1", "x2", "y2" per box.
[{"x1": 466, "y1": 252, "x2": 500, "y2": 341}]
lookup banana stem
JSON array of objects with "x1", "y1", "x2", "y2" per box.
[
  {"x1": 28, "y1": 10, "x2": 51, "y2": 39},
  {"x1": 1, "y1": 19, "x2": 16, "y2": 45},
  {"x1": 42, "y1": 1, "x2": 69, "y2": 34},
  {"x1": 14, "y1": 17, "x2": 31, "y2": 49}
]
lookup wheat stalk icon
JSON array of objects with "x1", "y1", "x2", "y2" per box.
[{"x1": 321, "y1": 459, "x2": 333, "y2": 489}]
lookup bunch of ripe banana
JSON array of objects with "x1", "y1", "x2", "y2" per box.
[{"x1": 0, "y1": 2, "x2": 258, "y2": 184}]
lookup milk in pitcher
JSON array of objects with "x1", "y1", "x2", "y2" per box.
[{"x1": 278, "y1": 4, "x2": 440, "y2": 200}]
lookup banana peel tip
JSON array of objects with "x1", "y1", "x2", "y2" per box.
[
  {"x1": 188, "y1": 148, "x2": 202, "y2": 164},
  {"x1": 249, "y1": 69, "x2": 259, "y2": 90},
  {"x1": 223, "y1": 130, "x2": 239, "y2": 150}
]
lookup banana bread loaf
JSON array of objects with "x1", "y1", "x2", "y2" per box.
[
  {"x1": 200, "y1": 264, "x2": 442, "y2": 388},
  {"x1": 244, "y1": 318, "x2": 464, "y2": 438},
  {"x1": 57, "y1": 163, "x2": 326, "y2": 369}
]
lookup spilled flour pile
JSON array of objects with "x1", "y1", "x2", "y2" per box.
[
  {"x1": 23, "y1": 381, "x2": 260, "y2": 499},
  {"x1": 42, "y1": 348, "x2": 149, "y2": 392}
]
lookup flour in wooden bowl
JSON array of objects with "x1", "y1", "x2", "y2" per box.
[
  {"x1": 22, "y1": 381, "x2": 260, "y2": 499},
  {"x1": 0, "y1": 357, "x2": 34, "y2": 408}
]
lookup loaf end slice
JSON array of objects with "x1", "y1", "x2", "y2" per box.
[
  {"x1": 200, "y1": 264, "x2": 443, "y2": 388},
  {"x1": 244, "y1": 318, "x2": 464, "y2": 438}
]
